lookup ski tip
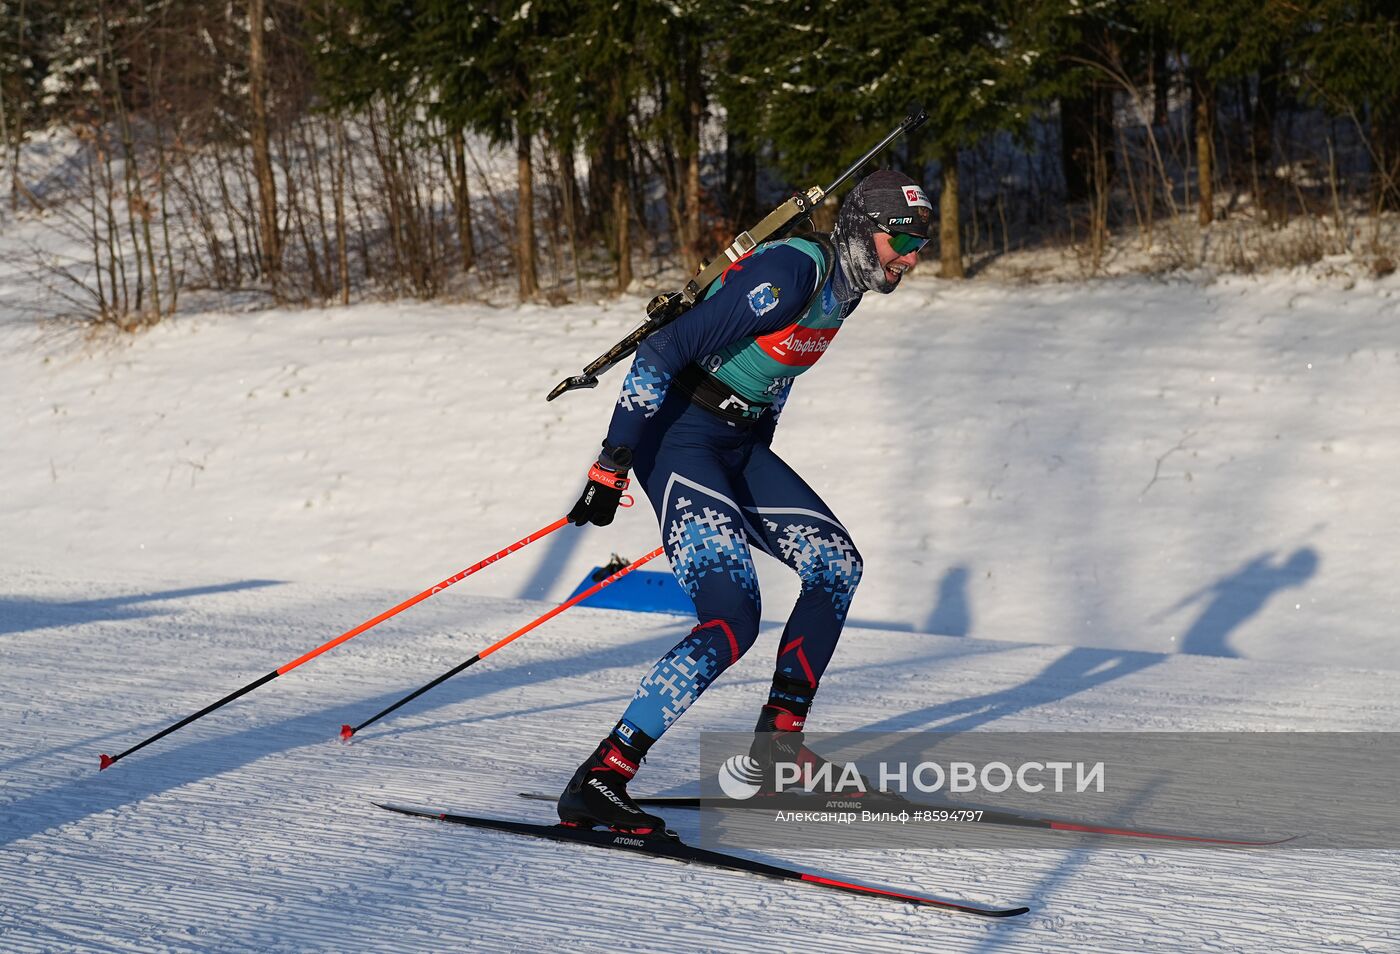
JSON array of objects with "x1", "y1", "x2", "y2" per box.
[
  {"x1": 99, "y1": 754, "x2": 113, "y2": 771},
  {"x1": 340, "y1": 724, "x2": 354, "y2": 741},
  {"x1": 799, "y1": 873, "x2": 1029, "y2": 917},
  {"x1": 375, "y1": 802, "x2": 448, "y2": 822}
]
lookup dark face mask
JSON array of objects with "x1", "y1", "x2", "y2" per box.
[{"x1": 832, "y1": 185, "x2": 891, "y2": 299}]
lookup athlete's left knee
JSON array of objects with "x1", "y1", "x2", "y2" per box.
[
  {"x1": 842, "y1": 542, "x2": 864, "y2": 595},
  {"x1": 789, "y1": 526, "x2": 863, "y2": 616},
  {"x1": 826, "y1": 537, "x2": 864, "y2": 607}
]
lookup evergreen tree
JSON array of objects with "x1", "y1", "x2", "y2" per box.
[
  {"x1": 1142, "y1": 0, "x2": 1303, "y2": 224},
  {"x1": 713, "y1": 0, "x2": 891, "y2": 191},
  {"x1": 1028, "y1": 0, "x2": 1129, "y2": 207},
  {"x1": 535, "y1": 1, "x2": 647, "y2": 290},
  {"x1": 316, "y1": 0, "x2": 562, "y2": 297},
  {"x1": 1298, "y1": 0, "x2": 1400, "y2": 212},
  {"x1": 888, "y1": 0, "x2": 1047, "y2": 277},
  {"x1": 522, "y1": 1, "x2": 715, "y2": 285},
  {"x1": 0, "y1": 0, "x2": 61, "y2": 208},
  {"x1": 715, "y1": 0, "x2": 1046, "y2": 278}
]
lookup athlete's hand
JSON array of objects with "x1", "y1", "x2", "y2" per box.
[{"x1": 568, "y1": 459, "x2": 630, "y2": 527}]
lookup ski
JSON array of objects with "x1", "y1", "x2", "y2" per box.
[
  {"x1": 375, "y1": 802, "x2": 1029, "y2": 918},
  {"x1": 517, "y1": 791, "x2": 1295, "y2": 847}
]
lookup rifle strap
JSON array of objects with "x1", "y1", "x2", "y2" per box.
[{"x1": 682, "y1": 187, "x2": 824, "y2": 302}]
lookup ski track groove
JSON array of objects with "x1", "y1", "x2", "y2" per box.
[{"x1": 2, "y1": 574, "x2": 1398, "y2": 952}]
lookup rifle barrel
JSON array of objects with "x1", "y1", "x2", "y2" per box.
[{"x1": 820, "y1": 105, "x2": 928, "y2": 198}]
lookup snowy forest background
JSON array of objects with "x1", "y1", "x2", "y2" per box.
[{"x1": 1, "y1": 0, "x2": 1398, "y2": 327}]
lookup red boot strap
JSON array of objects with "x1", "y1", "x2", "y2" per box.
[
  {"x1": 764, "y1": 704, "x2": 806, "y2": 732},
  {"x1": 600, "y1": 743, "x2": 640, "y2": 778}
]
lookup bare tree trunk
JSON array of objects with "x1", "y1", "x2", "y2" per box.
[
  {"x1": 451, "y1": 126, "x2": 475, "y2": 273},
  {"x1": 153, "y1": 120, "x2": 178, "y2": 315},
  {"x1": 681, "y1": 39, "x2": 703, "y2": 265},
  {"x1": 213, "y1": 148, "x2": 246, "y2": 284},
  {"x1": 554, "y1": 136, "x2": 581, "y2": 295},
  {"x1": 84, "y1": 140, "x2": 107, "y2": 316},
  {"x1": 302, "y1": 120, "x2": 335, "y2": 298},
  {"x1": 0, "y1": 82, "x2": 11, "y2": 212},
  {"x1": 515, "y1": 122, "x2": 539, "y2": 300},
  {"x1": 331, "y1": 118, "x2": 350, "y2": 304},
  {"x1": 1062, "y1": 83, "x2": 1117, "y2": 206},
  {"x1": 1376, "y1": 109, "x2": 1400, "y2": 214},
  {"x1": 99, "y1": 135, "x2": 128, "y2": 313},
  {"x1": 683, "y1": 109, "x2": 702, "y2": 265},
  {"x1": 6, "y1": 0, "x2": 25, "y2": 210},
  {"x1": 99, "y1": 4, "x2": 155, "y2": 320},
  {"x1": 118, "y1": 125, "x2": 151, "y2": 317},
  {"x1": 0, "y1": 88, "x2": 9, "y2": 211},
  {"x1": 658, "y1": 131, "x2": 682, "y2": 259},
  {"x1": 1252, "y1": 49, "x2": 1283, "y2": 223},
  {"x1": 585, "y1": 142, "x2": 610, "y2": 243},
  {"x1": 613, "y1": 128, "x2": 631, "y2": 292},
  {"x1": 541, "y1": 144, "x2": 565, "y2": 290},
  {"x1": 367, "y1": 108, "x2": 404, "y2": 292},
  {"x1": 396, "y1": 126, "x2": 430, "y2": 294},
  {"x1": 727, "y1": 135, "x2": 758, "y2": 233},
  {"x1": 286, "y1": 127, "x2": 324, "y2": 301},
  {"x1": 1061, "y1": 93, "x2": 1093, "y2": 204},
  {"x1": 236, "y1": 143, "x2": 262, "y2": 263},
  {"x1": 1151, "y1": 38, "x2": 1169, "y2": 129},
  {"x1": 349, "y1": 129, "x2": 374, "y2": 283},
  {"x1": 400, "y1": 125, "x2": 431, "y2": 294},
  {"x1": 1194, "y1": 72, "x2": 1215, "y2": 226},
  {"x1": 248, "y1": 0, "x2": 281, "y2": 282},
  {"x1": 555, "y1": 137, "x2": 584, "y2": 233},
  {"x1": 149, "y1": 6, "x2": 178, "y2": 315},
  {"x1": 939, "y1": 151, "x2": 964, "y2": 279}
]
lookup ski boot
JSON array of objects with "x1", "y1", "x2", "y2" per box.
[
  {"x1": 748, "y1": 675, "x2": 891, "y2": 805},
  {"x1": 558, "y1": 733, "x2": 668, "y2": 834},
  {"x1": 749, "y1": 675, "x2": 833, "y2": 791}
]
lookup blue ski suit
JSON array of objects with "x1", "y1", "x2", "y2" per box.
[{"x1": 604, "y1": 236, "x2": 867, "y2": 745}]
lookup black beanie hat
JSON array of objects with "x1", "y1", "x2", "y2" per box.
[{"x1": 854, "y1": 169, "x2": 933, "y2": 238}]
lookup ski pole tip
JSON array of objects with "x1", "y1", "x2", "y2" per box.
[
  {"x1": 340, "y1": 724, "x2": 354, "y2": 741},
  {"x1": 99, "y1": 754, "x2": 114, "y2": 771}
]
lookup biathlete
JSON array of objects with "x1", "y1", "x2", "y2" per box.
[{"x1": 559, "y1": 169, "x2": 933, "y2": 832}]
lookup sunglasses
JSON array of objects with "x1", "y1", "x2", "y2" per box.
[{"x1": 877, "y1": 225, "x2": 930, "y2": 256}]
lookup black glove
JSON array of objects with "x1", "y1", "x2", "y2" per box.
[{"x1": 568, "y1": 448, "x2": 632, "y2": 527}]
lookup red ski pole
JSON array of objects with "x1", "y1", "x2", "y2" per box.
[
  {"x1": 340, "y1": 545, "x2": 666, "y2": 739},
  {"x1": 99, "y1": 517, "x2": 570, "y2": 771}
]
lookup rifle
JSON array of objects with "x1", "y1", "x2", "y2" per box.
[{"x1": 545, "y1": 105, "x2": 927, "y2": 402}]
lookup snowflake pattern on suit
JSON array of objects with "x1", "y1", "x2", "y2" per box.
[
  {"x1": 773, "y1": 522, "x2": 864, "y2": 621},
  {"x1": 634, "y1": 627, "x2": 730, "y2": 730},
  {"x1": 617, "y1": 360, "x2": 671, "y2": 418},
  {"x1": 665, "y1": 495, "x2": 760, "y2": 606}
]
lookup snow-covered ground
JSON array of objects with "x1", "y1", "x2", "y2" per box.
[
  {"x1": 4, "y1": 221, "x2": 1400, "y2": 950},
  {"x1": 4, "y1": 261, "x2": 1398, "y2": 668},
  {"x1": 3, "y1": 574, "x2": 1397, "y2": 951}
]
